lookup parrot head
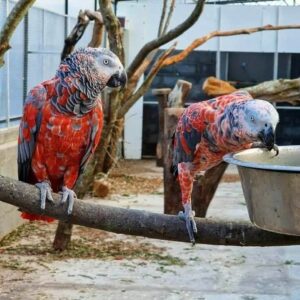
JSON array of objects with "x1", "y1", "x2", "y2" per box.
[
  {"x1": 59, "y1": 47, "x2": 127, "y2": 96},
  {"x1": 56, "y1": 47, "x2": 127, "y2": 115},
  {"x1": 231, "y1": 99, "x2": 279, "y2": 150}
]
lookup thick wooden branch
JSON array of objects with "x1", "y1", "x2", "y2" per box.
[
  {"x1": 1, "y1": 175, "x2": 300, "y2": 246},
  {"x1": 162, "y1": 24, "x2": 300, "y2": 67},
  {"x1": 126, "y1": 0, "x2": 205, "y2": 79},
  {"x1": 0, "y1": 0, "x2": 36, "y2": 67}
]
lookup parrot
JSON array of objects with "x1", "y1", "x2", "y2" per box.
[
  {"x1": 18, "y1": 47, "x2": 127, "y2": 222},
  {"x1": 171, "y1": 90, "x2": 279, "y2": 244}
]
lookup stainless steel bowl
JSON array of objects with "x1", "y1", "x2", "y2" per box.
[{"x1": 224, "y1": 146, "x2": 300, "y2": 236}]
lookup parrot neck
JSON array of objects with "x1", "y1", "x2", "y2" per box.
[
  {"x1": 215, "y1": 114, "x2": 250, "y2": 151},
  {"x1": 48, "y1": 76, "x2": 100, "y2": 117}
]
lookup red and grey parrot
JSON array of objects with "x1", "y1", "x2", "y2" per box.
[
  {"x1": 171, "y1": 91, "x2": 279, "y2": 243},
  {"x1": 18, "y1": 47, "x2": 127, "y2": 221}
]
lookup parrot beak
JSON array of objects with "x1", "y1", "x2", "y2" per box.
[
  {"x1": 259, "y1": 126, "x2": 275, "y2": 151},
  {"x1": 107, "y1": 69, "x2": 127, "y2": 89}
]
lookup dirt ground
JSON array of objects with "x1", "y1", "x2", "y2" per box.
[{"x1": 1, "y1": 160, "x2": 299, "y2": 300}]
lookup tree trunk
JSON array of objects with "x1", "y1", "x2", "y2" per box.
[
  {"x1": 163, "y1": 108, "x2": 227, "y2": 217},
  {"x1": 3, "y1": 175, "x2": 300, "y2": 246}
]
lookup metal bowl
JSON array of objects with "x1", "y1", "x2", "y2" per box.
[{"x1": 224, "y1": 146, "x2": 300, "y2": 236}]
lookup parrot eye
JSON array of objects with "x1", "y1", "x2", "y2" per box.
[
  {"x1": 250, "y1": 116, "x2": 255, "y2": 122},
  {"x1": 103, "y1": 59, "x2": 109, "y2": 65}
]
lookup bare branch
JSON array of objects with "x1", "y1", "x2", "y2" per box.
[
  {"x1": 161, "y1": 0, "x2": 176, "y2": 36},
  {"x1": 99, "y1": 0, "x2": 124, "y2": 63},
  {"x1": 1, "y1": 175, "x2": 300, "y2": 246},
  {"x1": 158, "y1": 0, "x2": 168, "y2": 37},
  {"x1": 118, "y1": 43, "x2": 177, "y2": 118},
  {"x1": 162, "y1": 24, "x2": 300, "y2": 66},
  {"x1": 126, "y1": 0, "x2": 205, "y2": 79},
  {"x1": 86, "y1": 10, "x2": 104, "y2": 48},
  {"x1": 0, "y1": 0, "x2": 36, "y2": 67},
  {"x1": 61, "y1": 9, "x2": 103, "y2": 60}
]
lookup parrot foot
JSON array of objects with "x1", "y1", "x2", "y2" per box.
[
  {"x1": 178, "y1": 203, "x2": 197, "y2": 245},
  {"x1": 35, "y1": 181, "x2": 54, "y2": 210},
  {"x1": 272, "y1": 144, "x2": 279, "y2": 156},
  {"x1": 60, "y1": 186, "x2": 76, "y2": 215}
]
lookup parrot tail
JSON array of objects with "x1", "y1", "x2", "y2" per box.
[
  {"x1": 170, "y1": 131, "x2": 178, "y2": 177},
  {"x1": 20, "y1": 212, "x2": 55, "y2": 223}
]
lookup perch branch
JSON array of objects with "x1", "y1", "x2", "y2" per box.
[
  {"x1": 1, "y1": 175, "x2": 300, "y2": 246},
  {"x1": 0, "y1": 0, "x2": 36, "y2": 67},
  {"x1": 162, "y1": 24, "x2": 300, "y2": 66},
  {"x1": 126, "y1": 0, "x2": 205, "y2": 79}
]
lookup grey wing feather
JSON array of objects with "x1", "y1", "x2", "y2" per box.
[{"x1": 18, "y1": 87, "x2": 46, "y2": 182}]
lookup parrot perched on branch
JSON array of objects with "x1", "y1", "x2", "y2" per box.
[
  {"x1": 171, "y1": 91, "x2": 279, "y2": 244},
  {"x1": 18, "y1": 47, "x2": 127, "y2": 222}
]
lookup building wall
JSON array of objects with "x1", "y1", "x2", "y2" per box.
[
  {"x1": 0, "y1": 127, "x2": 24, "y2": 239},
  {"x1": 117, "y1": 3, "x2": 300, "y2": 158}
]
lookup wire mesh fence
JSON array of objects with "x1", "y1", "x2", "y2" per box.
[{"x1": 0, "y1": 0, "x2": 93, "y2": 128}]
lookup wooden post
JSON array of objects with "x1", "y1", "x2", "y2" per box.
[
  {"x1": 152, "y1": 88, "x2": 171, "y2": 167},
  {"x1": 163, "y1": 108, "x2": 228, "y2": 217},
  {"x1": 153, "y1": 80, "x2": 192, "y2": 167},
  {"x1": 168, "y1": 79, "x2": 192, "y2": 107}
]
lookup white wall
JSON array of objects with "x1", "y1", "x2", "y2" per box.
[{"x1": 118, "y1": 2, "x2": 300, "y2": 159}]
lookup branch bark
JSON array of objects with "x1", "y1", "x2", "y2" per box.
[
  {"x1": 1, "y1": 175, "x2": 300, "y2": 246},
  {"x1": 126, "y1": 0, "x2": 205, "y2": 79},
  {"x1": 162, "y1": 24, "x2": 300, "y2": 67},
  {"x1": 0, "y1": 0, "x2": 36, "y2": 67},
  {"x1": 61, "y1": 10, "x2": 103, "y2": 60},
  {"x1": 118, "y1": 43, "x2": 177, "y2": 118},
  {"x1": 99, "y1": 0, "x2": 124, "y2": 63},
  {"x1": 203, "y1": 77, "x2": 300, "y2": 105}
]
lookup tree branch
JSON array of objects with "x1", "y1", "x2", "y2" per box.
[
  {"x1": 126, "y1": 0, "x2": 205, "y2": 79},
  {"x1": 158, "y1": 0, "x2": 168, "y2": 37},
  {"x1": 122, "y1": 0, "x2": 176, "y2": 104},
  {"x1": 0, "y1": 0, "x2": 36, "y2": 67},
  {"x1": 162, "y1": 24, "x2": 300, "y2": 66},
  {"x1": 1, "y1": 175, "x2": 300, "y2": 246},
  {"x1": 161, "y1": 0, "x2": 176, "y2": 36},
  {"x1": 118, "y1": 43, "x2": 177, "y2": 118},
  {"x1": 61, "y1": 10, "x2": 103, "y2": 60},
  {"x1": 99, "y1": 0, "x2": 124, "y2": 63}
]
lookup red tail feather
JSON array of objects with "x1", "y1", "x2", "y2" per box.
[{"x1": 20, "y1": 212, "x2": 55, "y2": 223}]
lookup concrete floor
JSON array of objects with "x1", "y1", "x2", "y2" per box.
[{"x1": 1, "y1": 166, "x2": 300, "y2": 299}]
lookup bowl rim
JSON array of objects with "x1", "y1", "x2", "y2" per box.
[{"x1": 223, "y1": 146, "x2": 300, "y2": 173}]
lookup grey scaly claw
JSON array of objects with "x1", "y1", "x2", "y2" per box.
[
  {"x1": 60, "y1": 186, "x2": 76, "y2": 215},
  {"x1": 35, "y1": 181, "x2": 54, "y2": 210},
  {"x1": 178, "y1": 203, "x2": 197, "y2": 245},
  {"x1": 272, "y1": 144, "x2": 279, "y2": 157}
]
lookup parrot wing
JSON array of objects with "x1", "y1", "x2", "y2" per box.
[
  {"x1": 78, "y1": 104, "x2": 103, "y2": 175},
  {"x1": 18, "y1": 85, "x2": 47, "y2": 182},
  {"x1": 172, "y1": 103, "x2": 206, "y2": 166}
]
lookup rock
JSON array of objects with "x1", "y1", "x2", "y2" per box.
[{"x1": 93, "y1": 179, "x2": 111, "y2": 198}]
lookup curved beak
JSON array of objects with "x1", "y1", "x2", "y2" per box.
[
  {"x1": 259, "y1": 126, "x2": 275, "y2": 151},
  {"x1": 107, "y1": 69, "x2": 127, "y2": 89}
]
